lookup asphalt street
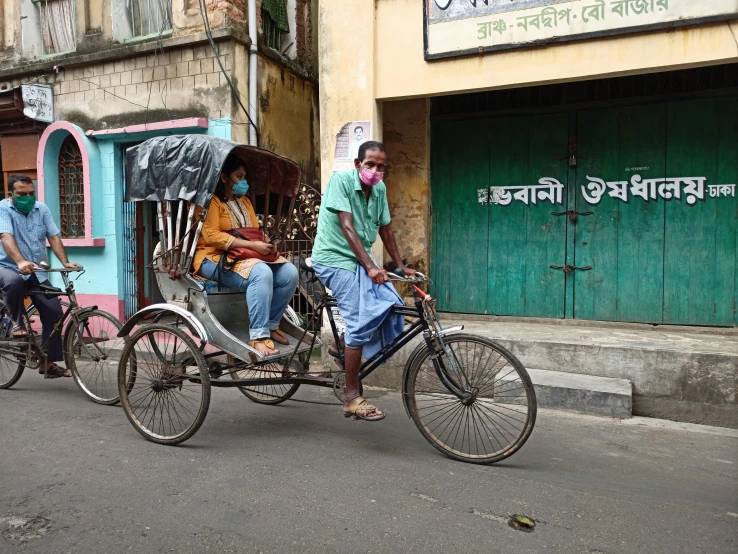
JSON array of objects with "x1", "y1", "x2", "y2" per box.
[{"x1": 1, "y1": 372, "x2": 736, "y2": 554}]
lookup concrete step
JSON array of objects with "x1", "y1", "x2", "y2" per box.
[
  {"x1": 526, "y1": 368, "x2": 632, "y2": 419},
  {"x1": 358, "y1": 319, "x2": 737, "y2": 428}
]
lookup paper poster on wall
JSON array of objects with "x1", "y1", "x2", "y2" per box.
[
  {"x1": 424, "y1": 0, "x2": 738, "y2": 60},
  {"x1": 21, "y1": 84, "x2": 54, "y2": 123},
  {"x1": 333, "y1": 121, "x2": 371, "y2": 173}
]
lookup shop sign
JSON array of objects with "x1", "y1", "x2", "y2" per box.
[
  {"x1": 477, "y1": 175, "x2": 736, "y2": 206},
  {"x1": 425, "y1": 0, "x2": 738, "y2": 60},
  {"x1": 21, "y1": 84, "x2": 54, "y2": 123}
]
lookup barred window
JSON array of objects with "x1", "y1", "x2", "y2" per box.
[
  {"x1": 58, "y1": 136, "x2": 85, "y2": 239},
  {"x1": 33, "y1": 0, "x2": 76, "y2": 55},
  {"x1": 262, "y1": 0, "x2": 290, "y2": 51}
]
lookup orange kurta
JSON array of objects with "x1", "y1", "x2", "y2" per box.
[{"x1": 193, "y1": 195, "x2": 286, "y2": 280}]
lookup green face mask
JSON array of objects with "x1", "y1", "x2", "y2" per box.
[{"x1": 13, "y1": 194, "x2": 36, "y2": 215}]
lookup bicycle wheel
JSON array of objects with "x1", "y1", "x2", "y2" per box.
[
  {"x1": 118, "y1": 323, "x2": 210, "y2": 445},
  {"x1": 404, "y1": 334, "x2": 536, "y2": 464},
  {"x1": 63, "y1": 310, "x2": 124, "y2": 405},
  {"x1": 228, "y1": 354, "x2": 301, "y2": 405},
  {"x1": 0, "y1": 301, "x2": 25, "y2": 389}
]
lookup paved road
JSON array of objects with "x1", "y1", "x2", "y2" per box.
[{"x1": 1, "y1": 373, "x2": 736, "y2": 554}]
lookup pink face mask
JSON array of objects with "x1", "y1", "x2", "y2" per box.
[{"x1": 359, "y1": 168, "x2": 384, "y2": 187}]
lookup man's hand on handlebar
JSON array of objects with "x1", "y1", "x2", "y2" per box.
[
  {"x1": 368, "y1": 267, "x2": 390, "y2": 285},
  {"x1": 400, "y1": 266, "x2": 417, "y2": 278},
  {"x1": 63, "y1": 262, "x2": 83, "y2": 271},
  {"x1": 18, "y1": 260, "x2": 38, "y2": 275}
]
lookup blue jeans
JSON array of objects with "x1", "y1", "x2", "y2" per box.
[{"x1": 200, "y1": 259, "x2": 299, "y2": 340}]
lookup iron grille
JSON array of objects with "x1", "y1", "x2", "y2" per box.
[
  {"x1": 262, "y1": 8, "x2": 283, "y2": 50},
  {"x1": 58, "y1": 136, "x2": 85, "y2": 239},
  {"x1": 256, "y1": 183, "x2": 322, "y2": 327},
  {"x1": 129, "y1": 0, "x2": 173, "y2": 38}
]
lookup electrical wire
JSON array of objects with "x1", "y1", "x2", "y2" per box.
[{"x1": 198, "y1": 0, "x2": 259, "y2": 141}]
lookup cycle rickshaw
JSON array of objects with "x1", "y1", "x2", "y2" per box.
[{"x1": 116, "y1": 135, "x2": 537, "y2": 464}]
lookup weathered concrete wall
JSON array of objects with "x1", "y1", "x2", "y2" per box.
[
  {"x1": 382, "y1": 99, "x2": 430, "y2": 274},
  {"x1": 256, "y1": 56, "x2": 320, "y2": 186},
  {"x1": 47, "y1": 42, "x2": 234, "y2": 131}
]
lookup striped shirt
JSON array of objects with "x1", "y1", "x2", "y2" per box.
[{"x1": 0, "y1": 198, "x2": 60, "y2": 281}]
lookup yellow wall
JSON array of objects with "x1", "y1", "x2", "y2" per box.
[
  {"x1": 375, "y1": 0, "x2": 738, "y2": 100},
  {"x1": 382, "y1": 98, "x2": 430, "y2": 273},
  {"x1": 256, "y1": 56, "x2": 320, "y2": 187}
]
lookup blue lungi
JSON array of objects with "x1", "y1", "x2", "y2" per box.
[{"x1": 313, "y1": 262, "x2": 404, "y2": 359}]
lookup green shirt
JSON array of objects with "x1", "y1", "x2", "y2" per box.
[{"x1": 312, "y1": 170, "x2": 391, "y2": 271}]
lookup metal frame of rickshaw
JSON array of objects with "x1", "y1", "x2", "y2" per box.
[{"x1": 115, "y1": 134, "x2": 470, "y2": 399}]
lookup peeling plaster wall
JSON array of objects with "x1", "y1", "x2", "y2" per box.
[
  {"x1": 382, "y1": 98, "x2": 430, "y2": 274},
  {"x1": 257, "y1": 55, "x2": 319, "y2": 187}
]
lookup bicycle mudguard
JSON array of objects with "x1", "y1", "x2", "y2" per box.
[{"x1": 400, "y1": 325, "x2": 465, "y2": 419}]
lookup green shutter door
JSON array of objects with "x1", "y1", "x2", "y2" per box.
[
  {"x1": 486, "y1": 113, "x2": 569, "y2": 318},
  {"x1": 573, "y1": 104, "x2": 667, "y2": 323},
  {"x1": 431, "y1": 119, "x2": 490, "y2": 313},
  {"x1": 663, "y1": 97, "x2": 738, "y2": 326}
]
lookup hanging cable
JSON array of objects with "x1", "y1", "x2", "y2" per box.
[{"x1": 198, "y1": 0, "x2": 259, "y2": 141}]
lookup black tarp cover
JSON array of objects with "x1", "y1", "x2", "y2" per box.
[{"x1": 124, "y1": 134, "x2": 302, "y2": 206}]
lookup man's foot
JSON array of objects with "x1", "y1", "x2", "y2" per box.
[
  {"x1": 39, "y1": 364, "x2": 71, "y2": 379},
  {"x1": 249, "y1": 338, "x2": 280, "y2": 357},
  {"x1": 344, "y1": 396, "x2": 385, "y2": 421},
  {"x1": 270, "y1": 329, "x2": 290, "y2": 345},
  {"x1": 11, "y1": 325, "x2": 28, "y2": 338}
]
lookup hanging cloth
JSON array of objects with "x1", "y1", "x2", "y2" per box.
[{"x1": 262, "y1": 0, "x2": 290, "y2": 32}]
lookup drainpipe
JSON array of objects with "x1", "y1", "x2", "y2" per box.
[{"x1": 248, "y1": 0, "x2": 258, "y2": 146}]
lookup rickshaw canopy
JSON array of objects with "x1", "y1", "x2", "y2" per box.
[{"x1": 124, "y1": 134, "x2": 302, "y2": 207}]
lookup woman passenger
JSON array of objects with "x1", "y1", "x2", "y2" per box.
[{"x1": 193, "y1": 155, "x2": 299, "y2": 356}]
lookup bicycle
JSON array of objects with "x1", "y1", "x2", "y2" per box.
[{"x1": 0, "y1": 262, "x2": 124, "y2": 405}]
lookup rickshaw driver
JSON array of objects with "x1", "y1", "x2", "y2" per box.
[
  {"x1": 311, "y1": 141, "x2": 416, "y2": 421},
  {"x1": 0, "y1": 174, "x2": 82, "y2": 378}
]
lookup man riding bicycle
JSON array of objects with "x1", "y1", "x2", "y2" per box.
[
  {"x1": 0, "y1": 175, "x2": 81, "y2": 378},
  {"x1": 311, "y1": 141, "x2": 416, "y2": 421}
]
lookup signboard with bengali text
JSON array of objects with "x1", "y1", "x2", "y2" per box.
[{"x1": 424, "y1": 0, "x2": 738, "y2": 60}]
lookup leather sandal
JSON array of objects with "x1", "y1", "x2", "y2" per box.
[
  {"x1": 248, "y1": 338, "x2": 279, "y2": 360},
  {"x1": 270, "y1": 329, "x2": 290, "y2": 345},
  {"x1": 40, "y1": 364, "x2": 72, "y2": 379},
  {"x1": 344, "y1": 396, "x2": 385, "y2": 422}
]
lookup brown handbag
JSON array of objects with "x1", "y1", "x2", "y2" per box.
[{"x1": 226, "y1": 227, "x2": 280, "y2": 263}]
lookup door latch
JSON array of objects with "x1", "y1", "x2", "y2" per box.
[
  {"x1": 551, "y1": 210, "x2": 594, "y2": 223},
  {"x1": 550, "y1": 264, "x2": 593, "y2": 274}
]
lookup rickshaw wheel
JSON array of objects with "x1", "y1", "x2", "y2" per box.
[
  {"x1": 118, "y1": 323, "x2": 211, "y2": 445},
  {"x1": 227, "y1": 354, "x2": 301, "y2": 405}
]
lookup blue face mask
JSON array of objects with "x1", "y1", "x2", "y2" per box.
[{"x1": 232, "y1": 180, "x2": 249, "y2": 196}]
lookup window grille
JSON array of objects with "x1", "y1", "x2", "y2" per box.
[
  {"x1": 262, "y1": 8, "x2": 282, "y2": 50},
  {"x1": 262, "y1": 0, "x2": 289, "y2": 51},
  {"x1": 34, "y1": 0, "x2": 76, "y2": 55},
  {"x1": 58, "y1": 136, "x2": 85, "y2": 239},
  {"x1": 128, "y1": 0, "x2": 173, "y2": 38}
]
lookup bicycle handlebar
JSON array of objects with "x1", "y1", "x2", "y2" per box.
[
  {"x1": 387, "y1": 267, "x2": 429, "y2": 283},
  {"x1": 31, "y1": 264, "x2": 84, "y2": 273}
]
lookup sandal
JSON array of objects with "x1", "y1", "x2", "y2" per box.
[
  {"x1": 344, "y1": 396, "x2": 385, "y2": 422},
  {"x1": 11, "y1": 325, "x2": 29, "y2": 338},
  {"x1": 248, "y1": 338, "x2": 279, "y2": 360},
  {"x1": 40, "y1": 364, "x2": 71, "y2": 379},
  {"x1": 270, "y1": 329, "x2": 290, "y2": 345}
]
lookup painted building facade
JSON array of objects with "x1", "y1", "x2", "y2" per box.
[
  {"x1": 319, "y1": 0, "x2": 738, "y2": 327},
  {"x1": 0, "y1": 0, "x2": 318, "y2": 320}
]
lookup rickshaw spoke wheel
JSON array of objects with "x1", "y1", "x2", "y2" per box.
[
  {"x1": 0, "y1": 301, "x2": 25, "y2": 389},
  {"x1": 405, "y1": 334, "x2": 537, "y2": 465},
  {"x1": 227, "y1": 355, "x2": 300, "y2": 405},
  {"x1": 118, "y1": 323, "x2": 210, "y2": 445},
  {"x1": 64, "y1": 310, "x2": 124, "y2": 405}
]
